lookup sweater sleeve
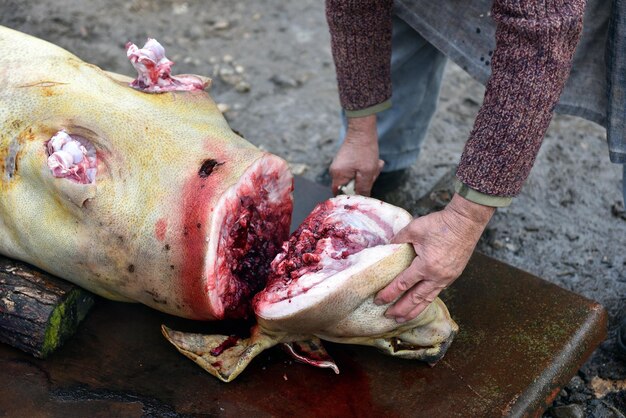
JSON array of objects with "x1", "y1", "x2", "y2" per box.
[
  {"x1": 325, "y1": 0, "x2": 393, "y2": 114},
  {"x1": 456, "y1": 0, "x2": 586, "y2": 197}
]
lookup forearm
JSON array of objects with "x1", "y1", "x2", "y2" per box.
[
  {"x1": 346, "y1": 114, "x2": 377, "y2": 138},
  {"x1": 456, "y1": 0, "x2": 587, "y2": 198},
  {"x1": 325, "y1": 0, "x2": 393, "y2": 114}
]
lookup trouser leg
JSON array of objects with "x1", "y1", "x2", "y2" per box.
[
  {"x1": 339, "y1": 16, "x2": 447, "y2": 172},
  {"x1": 623, "y1": 164, "x2": 626, "y2": 205},
  {"x1": 616, "y1": 164, "x2": 626, "y2": 350}
]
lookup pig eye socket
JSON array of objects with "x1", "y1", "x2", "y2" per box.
[{"x1": 46, "y1": 130, "x2": 97, "y2": 184}]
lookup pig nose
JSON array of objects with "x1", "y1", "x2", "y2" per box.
[{"x1": 198, "y1": 159, "x2": 224, "y2": 178}]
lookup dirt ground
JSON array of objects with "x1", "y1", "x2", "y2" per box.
[{"x1": 2, "y1": 0, "x2": 626, "y2": 415}]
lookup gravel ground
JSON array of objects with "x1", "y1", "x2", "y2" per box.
[{"x1": 2, "y1": 0, "x2": 625, "y2": 415}]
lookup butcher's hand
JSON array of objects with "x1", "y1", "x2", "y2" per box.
[
  {"x1": 330, "y1": 115, "x2": 384, "y2": 196},
  {"x1": 374, "y1": 193, "x2": 495, "y2": 322}
]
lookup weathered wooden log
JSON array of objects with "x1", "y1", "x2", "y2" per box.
[{"x1": 0, "y1": 256, "x2": 94, "y2": 358}]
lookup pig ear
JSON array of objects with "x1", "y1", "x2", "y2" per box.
[
  {"x1": 161, "y1": 325, "x2": 278, "y2": 382},
  {"x1": 281, "y1": 339, "x2": 339, "y2": 374},
  {"x1": 44, "y1": 131, "x2": 98, "y2": 207}
]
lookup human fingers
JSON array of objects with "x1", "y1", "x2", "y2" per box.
[
  {"x1": 354, "y1": 171, "x2": 375, "y2": 196},
  {"x1": 374, "y1": 258, "x2": 423, "y2": 306},
  {"x1": 384, "y1": 280, "x2": 443, "y2": 323},
  {"x1": 329, "y1": 165, "x2": 356, "y2": 196},
  {"x1": 390, "y1": 222, "x2": 417, "y2": 245},
  {"x1": 403, "y1": 300, "x2": 433, "y2": 323},
  {"x1": 353, "y1": 159, "x2": 384, "y2": 196}
]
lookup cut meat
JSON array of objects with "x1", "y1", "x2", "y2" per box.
[
  {"x1": 255, "y1": 195, "x2": 412, "y2": 319},
  {"x1": 206, "y1": 155, "x2": 293, "y2": 318}
]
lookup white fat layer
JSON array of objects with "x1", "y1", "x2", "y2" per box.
[
  {"x1": 330, "y1": 195, "x2": 412, "y2": 236},
  {"x1": 268, "y1": 169, "x2": 292, "y2": 204},
  {"x1": 328, "y1": 210, "x2": 388, "y2": 240},
  {"x1": 204, "y1": 155, "x2": 291, "y2": 315},
  {"x1": 48, "y1": 150, "x2": 73, "y2": 169},
  {"x1": 258, "y1": 244, "x2": 401, "y2": 319}
]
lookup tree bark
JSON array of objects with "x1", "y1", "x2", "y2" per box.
[{"x1": 0, "y1": 256, "x2": 94, "y2": 358}]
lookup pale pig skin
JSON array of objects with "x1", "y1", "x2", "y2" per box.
[
  {"x1": 0, "y1": 26, "x2": 293, "y2": 320},
  {"x1": 0, "y1": 27, "x2": 458, "y2": 380}
]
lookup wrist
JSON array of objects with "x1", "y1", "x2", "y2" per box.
[
  {"x1": 446, "y1": 193, "x2": 495, "y2": 227},
  {"x1": 346, "y1": 114, "x2": 377, "y2": 135}
]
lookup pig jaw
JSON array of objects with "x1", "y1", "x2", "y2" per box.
[{"x1": 204, "y1": 155, "x2": 293, "y2": 319}]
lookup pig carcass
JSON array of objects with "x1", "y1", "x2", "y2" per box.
[
  {"x1": 0, "y1": 26, "x2": 458, "y2": 379},
  {"x1": 0, "y1": 26, "x2": 293, "y2": 320},
  {"x1": 163, "y1": 195, "x2": 459, "y2": 382}
]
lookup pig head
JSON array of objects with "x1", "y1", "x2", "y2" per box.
[{"x1": 0, "y1": 26, "x2": 293, "y2": 320}]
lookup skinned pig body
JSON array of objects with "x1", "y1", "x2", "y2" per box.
[{"x1": 0, "y1": 26, "x2": 293, "y2": 320}]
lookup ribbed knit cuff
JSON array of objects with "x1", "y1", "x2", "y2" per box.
[
  {"x1": 454, "y1": 178, "x2": 512, "y2": 207},
  {"x1": 344, "y1": 100, "x2": 392, "y2": 118}
]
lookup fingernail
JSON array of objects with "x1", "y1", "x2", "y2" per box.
[
  {"x1": 374, "y1": 298, "x2": 384, "y2": 306},
  {"x1": 395, "y1": 317, "x2": 406, "y2": 324}
]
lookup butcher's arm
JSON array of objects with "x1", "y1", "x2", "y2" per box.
[
  {"x1": 326, "y1": 0, "x2": 393, "y2": 116},
  {"x1": 377, "y1": 0, "x2": 588, "y2": 321},
  {"x1": 325, "y1": 0, "x2": 393, "y2": 194}
]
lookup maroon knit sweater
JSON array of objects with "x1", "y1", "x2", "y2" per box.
[{"x1": 326, "y1": 0, "x2": 586, "y2": 197}]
